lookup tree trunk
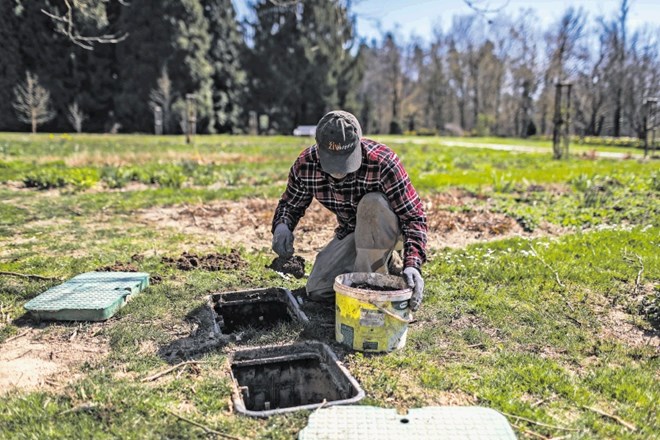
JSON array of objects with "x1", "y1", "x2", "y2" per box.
[{"x1": 552, "y1": 83, "x2": 563, "y2": 159}]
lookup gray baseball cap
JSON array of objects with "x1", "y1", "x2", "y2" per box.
[{"x1": 315, "y1": 110, "x2": 363, "y2": 174}]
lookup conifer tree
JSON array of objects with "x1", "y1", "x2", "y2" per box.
[
  {"x1": 201, "y1": 0, "x2": 247, "y2": 133},
  {"x1": 0, "y1": 1, "x2": 23, "y2": 131},
  {"x1": 115, "y1": 0, "x2": 213, "y2": 132},
  {"x1": 246, "y1": 0, "x2": 359, "y2": 132}
]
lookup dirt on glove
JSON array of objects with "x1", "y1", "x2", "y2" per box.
[{"x1": 267, "y1": 255, "x2": 306, "y2": 278}]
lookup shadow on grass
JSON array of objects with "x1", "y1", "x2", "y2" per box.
[
  {"x1": 155, "y1": 293, "x2": 360, "y2": 365},
  {"x1": 157, "y1": 303, "x2": 231, "y2": 364}
]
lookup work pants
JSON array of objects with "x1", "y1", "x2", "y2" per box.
[{"x1": 306, "y1": 192, "x2": 402, "y2": 301}]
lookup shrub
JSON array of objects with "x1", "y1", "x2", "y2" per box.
[
  {"x1": 24, "y1": 167, "x2": 99, "y2": 190},
  {"x1": 101, "y1": 166, "x2": 135, "y2": 189},
  {"x1": 150, "y1": 165, "x2": 186, "y2": 188}
]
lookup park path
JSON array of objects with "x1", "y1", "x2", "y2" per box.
[{"x1": 391, "y1": 138, "x2": 644, "y2": 159}]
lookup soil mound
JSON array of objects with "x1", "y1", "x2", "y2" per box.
[
  {"x1": 162, "y1": 249, "x2": 247, "y2": 271},
  {"x1": 96, "y1": 261, "x2": 139, "y2": 272}
]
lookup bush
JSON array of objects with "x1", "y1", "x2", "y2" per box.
[
  {"x1": 101, "y1": 166, "x2": 135, "y2": 189},
  {"x1": 651, "y1": 172, "x2": 660, "y2": 192},
  {"x1": 24, "y1": 167, "x2": 99, "y2": 190},
  {"x1": 149, "y1": 165, "x2": 186, "y2": 188}
]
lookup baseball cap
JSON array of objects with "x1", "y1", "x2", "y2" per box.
[{"x1": 315, "y1": 110, "x2": 363, "y2": 174}]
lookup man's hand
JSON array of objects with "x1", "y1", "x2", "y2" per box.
[
  {"x1": 272, "y1": 223, "x2": 294, "y2": 258},
  {"x1": 403, "y1": 267, "x2": 424, "y2": 311}
]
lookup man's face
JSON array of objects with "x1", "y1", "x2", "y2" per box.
[{"x1": 328, "y1": 172, "x2": 348, "y2": 180}]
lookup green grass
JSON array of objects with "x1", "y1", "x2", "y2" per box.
[{"x1": 0, "y1": 133, "x2": 658, "y2": 438}]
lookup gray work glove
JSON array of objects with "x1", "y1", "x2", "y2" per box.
[
  {"x1": 403, "y1": 267, "x2": 424, "y2": 311},
  {"x1": 272, "y1": 223, "x2": 294, "y2": 258}
]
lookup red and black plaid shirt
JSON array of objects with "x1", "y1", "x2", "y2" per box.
[{"x1": 273, "y1": 138, "x2": 427, "y2": 270}]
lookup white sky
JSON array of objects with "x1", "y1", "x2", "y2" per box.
[{"x1": 233, "y1": 0, "x2": 660, "y2": 42}]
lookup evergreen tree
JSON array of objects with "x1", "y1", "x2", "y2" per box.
[
  {"x1": 115, "y1": 0, "x2": 213, "y2": 133},
  {"x1": 246, "y1": 0, "x2": 359, "y2": 133},
  {"x1": 0, "y1": 1, "x2": 23, "y2": 131},
  {"x1": 67, "y1": 0, "x2": 123, "y2": 133},
  {"x1": 201, "y1": 0, "x2": 247, "y2": 133},
  {"x1": 1, "y1": 1, "x2": 71, "y2": 132}
]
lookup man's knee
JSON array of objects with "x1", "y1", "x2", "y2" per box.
[
  {"x1": 357, "y1": 192, "x2": 392, "y2": 218},
  {"x1": 355, "y1": 192, "x2": 400, "y2": 249}
]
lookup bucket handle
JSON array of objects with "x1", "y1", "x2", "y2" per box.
[{"x1": 368, "y1": 301, "x2": 414, "y2": 324}]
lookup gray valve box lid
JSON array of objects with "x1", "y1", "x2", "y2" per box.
[{"x1": 24, "y1": 271, "x2": 149, "y2": 321}]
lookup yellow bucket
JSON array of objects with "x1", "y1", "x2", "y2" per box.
[{"x1": 334, "y1": 272, "x2": 413, "y2": 352}]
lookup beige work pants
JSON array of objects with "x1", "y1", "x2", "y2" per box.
[{"x1": 306, "y1": 192, "x2": 401, "y2": 301}]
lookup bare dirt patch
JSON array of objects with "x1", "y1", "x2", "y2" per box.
[
  {"x1": 137, "y1": 192, "x2": 563, "y2": 258},
  {"x1": 593, "y1": 286, "x2": 660, "y2": 351},
  {"x1": 600, "y1": 308, "x2": 659, "y2": 350},
  {"x1": 0, "y1": 326, "x2": 109, "y2": 394}
]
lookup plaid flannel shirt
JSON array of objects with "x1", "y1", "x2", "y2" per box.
[{"x1": 272, "y1": 138, "x2": 427, "y2": 270}]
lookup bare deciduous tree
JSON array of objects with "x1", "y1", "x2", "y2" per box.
[
  {"x1": 67, "y1": 101, "x2": 86, "y2": 133},
  {"x1": 149, "y1": 67, "x2": 174, "y2": 134},
  {"x1": 538, "y1": 7, "x2": 587, "y2": 134},
  {"x1": 508, "y1": 9, "x2": 540, "y2": 137},
  {"x1": 13, "y1": 72, "x2": 56, "y2": 134},
  {"x1": 41, "y1": 0, "x2": 128, "y2": 50}
]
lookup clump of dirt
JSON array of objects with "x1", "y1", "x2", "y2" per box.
[
  {"x1": 96, "y1": 261, "x2": 139, "y2": 272},
  {"x1": 267, "y1": 255, "x2": 306, "y2": 278},
  {"x1": 351, "y1": 283, "x2": 398, "y2": 291},
  {"x1": 162, "y1": 249, "x2": 247, "y2": 271}
]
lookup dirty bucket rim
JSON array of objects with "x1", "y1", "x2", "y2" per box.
[{"x1": 334, "y1": 272, "x2": 412, "y2": 302}]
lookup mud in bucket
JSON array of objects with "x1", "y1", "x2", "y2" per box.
[{"x1": 334, "y1": 272, "x2": 413, "y2": 353}]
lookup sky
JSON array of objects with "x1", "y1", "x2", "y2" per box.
[{"x1": 233, "y1": 0, "x2": 660, "y2": 43}]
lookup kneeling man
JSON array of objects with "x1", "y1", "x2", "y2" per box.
[{"x1": 272, "y1": 110, "x2": 427, "y2": 310}]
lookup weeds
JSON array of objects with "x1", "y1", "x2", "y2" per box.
[{"x1": 23, "y1": 167, "x2": 99, "y2": 190}]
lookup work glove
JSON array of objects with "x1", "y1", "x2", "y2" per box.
[
  {"x1": 272, "y1": 223, "x2": 294, "y2": 258},
  {"x1": 403, "y1": 267, "x2": 424, "y2": 311}
]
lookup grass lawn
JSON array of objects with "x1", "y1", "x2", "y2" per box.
[{"x1": 0, "y1": 133, "x2": 658, "y2": 439}]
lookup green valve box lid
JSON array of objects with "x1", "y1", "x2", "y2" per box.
[
  {"x1": 298, "y1": 406, "x2": 517, "y2": 440},
  {"x1": 24, "y1": 272, "x2": 149, "y2": 322}
]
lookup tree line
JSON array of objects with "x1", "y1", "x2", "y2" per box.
[{"x1": 0, "y1": 0, "x2": 658, "y2": 138}]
